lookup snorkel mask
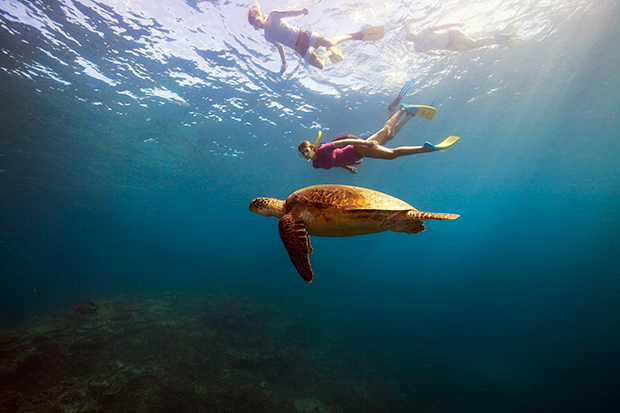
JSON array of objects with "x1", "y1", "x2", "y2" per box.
[{"x1": 299, "y1": 131, "x2": 322, "y2": 161}]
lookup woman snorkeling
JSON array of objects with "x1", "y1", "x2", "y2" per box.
[{"x1": 298, "y1": 105, "x2": 459, "y2": 174}]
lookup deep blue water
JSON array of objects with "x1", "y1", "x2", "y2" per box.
[{"x1": 1, "y1": 0, "x2": 619, "y2": 411}]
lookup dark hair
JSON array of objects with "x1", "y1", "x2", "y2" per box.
[{"x1": 248, "y1": 8, "x2": 260, "y2": 25}]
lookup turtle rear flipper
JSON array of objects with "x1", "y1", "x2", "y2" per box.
[
  {"x1": 385, "y1": 211, "x2": 426, "y2": 234},
  {"x1": 387, "y1": 210, "x2": 459, "y2": 234},
  {"x1": 279, "y1": 213, "x2": 314, "y2": 283}
]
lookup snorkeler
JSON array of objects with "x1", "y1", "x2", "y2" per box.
[
  {"x1": 405, "y1": 17, "x2": 515, "y2": 55},
  {"x1": 248, "y1": 3, "x2": 383, "y2": 73},
  {"x1": 298, "y1": 105, "x2": 459, "y2": 174}
]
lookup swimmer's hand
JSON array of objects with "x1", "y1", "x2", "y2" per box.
[
  {"x1": 280, "y1": 63, "x2": 287, "y2": 74},
  {"x1": 343, "y1": 165, "x2": 358, "y2": 174},
  {"x1": 302, "y1": 8, "x2": 309, "y2": 15}
]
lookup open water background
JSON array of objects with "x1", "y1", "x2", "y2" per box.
[{"x1": 1, "y1": 0, "x2": 619, "y2": 411}]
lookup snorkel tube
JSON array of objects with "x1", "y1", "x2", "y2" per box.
[
  {"x1": 255, "y1": 0, "x2": 264, "y2": 21},
  {"x1": 313, "y1": 130, "x2": 322, "y2": 147}
]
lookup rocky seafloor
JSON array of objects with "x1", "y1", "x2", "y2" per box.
[
  {"x1": 0, "y1": 291, "x2": 546, "y2": 413},
  {"x1": 0, "y1": 292, "x2": 417, "y2": 412}
]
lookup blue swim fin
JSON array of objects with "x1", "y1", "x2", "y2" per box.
[{"x1": 388, "y1": 78, "x2": 414, "y2": 112}]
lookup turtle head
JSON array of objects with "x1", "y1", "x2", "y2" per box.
[{"x1": 249, "y1": 197, "x2": 286, "y2": 218}]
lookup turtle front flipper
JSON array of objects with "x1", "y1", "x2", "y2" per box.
[{"x1": 278, "y1": 213, "x2": 314, "y2": 283}]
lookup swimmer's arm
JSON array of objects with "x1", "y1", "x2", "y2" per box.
[
  {"x1": 269, "y1": 41, "x2": 287, "y2": 73},
  {"x1": 270, "y1": 9, "x2": 309, "y2": 20}
]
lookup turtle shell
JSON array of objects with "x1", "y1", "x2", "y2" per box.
[{"x1": 284, "y1": 185, "x2": 419, "y2": 237}]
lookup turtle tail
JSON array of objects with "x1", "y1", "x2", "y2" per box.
[{"x1": 407, "y1": 211, "x2": 460, "y2": 221}]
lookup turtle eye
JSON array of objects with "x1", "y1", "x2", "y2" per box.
[
  {"x1": 249, "y1": 197, "x2": 267, "y2": 211},
  {"x1": 249, "y1": 199, "x2": 259, "y2": 211}
]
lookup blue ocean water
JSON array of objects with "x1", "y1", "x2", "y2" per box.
[{"x1": 1, "y1": 0, "x2": 619, "y2": 411}]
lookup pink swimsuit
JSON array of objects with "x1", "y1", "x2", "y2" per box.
[{"x1": 312, "y1": 138, "x2": 361, "y2": 170}]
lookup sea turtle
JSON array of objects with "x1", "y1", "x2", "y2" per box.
[{"x1": 249, "y1": 184, "x2": 459, "y2": 283}]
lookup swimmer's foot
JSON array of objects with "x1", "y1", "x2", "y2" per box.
[
  {"x1": 425, "y1": 135, "x2": 460, "y2": 152},
  {"x1": 399, "y1": 104, "x2": 437, "y2": 120},
  {"x1": 328, "y1": 47, "x2": 344, "y2": 64}
]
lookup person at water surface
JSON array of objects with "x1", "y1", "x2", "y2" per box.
[
  {"x1": 248, "y1": 6, "x2": 383, "y2": 73},
  {"x1": 298, "y1": 106, "x2": 459, "y2": 174},
  {"x1": 405, "y1": 17, "x2": 516, "y2": 55}
]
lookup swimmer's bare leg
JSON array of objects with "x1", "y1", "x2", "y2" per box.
[
  {"x1": 314, "y1": 34, "x2": 355, "y2": 49},
  {"x1": 391, "y1": 113, "x2": 416, "y2": 140},
  {"x1": 367, "y1": 108, "x2": 408, "y2": 146},
  {"x1": 356, "y1": 144, "x2": 430, "y2": 160}
]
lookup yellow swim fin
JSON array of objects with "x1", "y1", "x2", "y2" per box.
[
  {"x1": 329, "y1": 47, "x2": 344, "y2": 64},
  {"x1": 400, "y1": 104, "x2": 437, "y2": 120},
  {"x1": 435, "y1": 135, "x2": 460, "y2": 150},
  {"x1": 413, "y1": 105, "x2": 436, "y2": 120},
  {"x1": 423, "y1": 136, "x2": 460, "y2": 152},
  {"x1": 350, "y1": 26, "x2": 384, "y2": 41}
]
